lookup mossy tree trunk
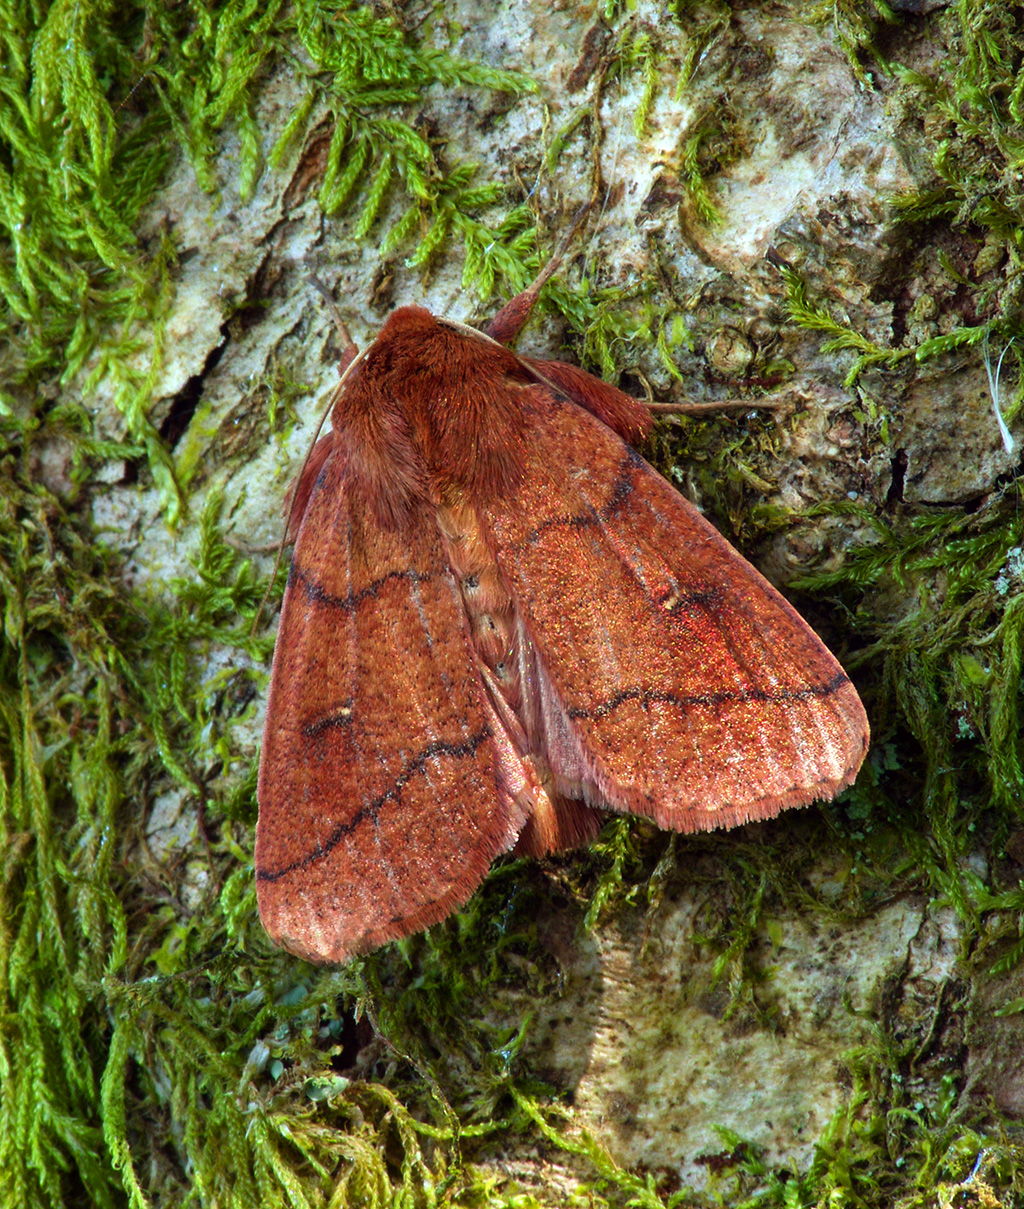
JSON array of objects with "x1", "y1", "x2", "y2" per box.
[{"x1": 2, "y1": 2, "x2": 1023, "y2": 1207}]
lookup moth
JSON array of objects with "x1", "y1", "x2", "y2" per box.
[{"x1": 255, "y1": 264, "x2": 869, "y2": 964}]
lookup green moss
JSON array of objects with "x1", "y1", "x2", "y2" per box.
[
  {"x1": 1, "y1": 0, "x2": 536, "y2": 529},
  {"x1": 765, "y1": 9, "x2": 1024, "y2": 1001},
  {"x1": 608, "y1": 23, "x2": 660, "y2": 140},
  {"x1": 0, "y1": 2, "x2": 547, "y2": 1200},
  {"x1": 776, "y1": 261, "x2": 914, "y2": 387},
  {"x1": 272, "y1": 4, "x2": 536, "y2": 294},
  {"x1": 806, "y1": 0, "x2": 899, "y2": 89},
  {"x1": 6, "y1": 2, "x2": 1024, "y2": 1207}
]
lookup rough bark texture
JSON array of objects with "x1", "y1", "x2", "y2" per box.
[{"x1": 125, "y1": 1, "x2": 1022, "y2": 1195}]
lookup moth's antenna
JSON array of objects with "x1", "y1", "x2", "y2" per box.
[
  {"x1": 251, "y1": 276, "x2": 369, "y2": 637},
  {"x1": 645, "y1": 395, "x2": 794, "y2": 415},
  {"x1": 308, "y1": 274, "x2": 360, "y2": 368}
]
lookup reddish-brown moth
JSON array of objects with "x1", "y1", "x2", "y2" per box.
[{"x1": 255, "y1": 260, "x2": 869, "y2": 965}]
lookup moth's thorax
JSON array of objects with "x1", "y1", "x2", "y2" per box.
[{"x1": 332, "y1": 306, "x2": 533, "y2": 521}]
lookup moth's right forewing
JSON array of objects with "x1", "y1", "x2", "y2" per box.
[{"x1": 484, "y1": 389, "x2": 869, "y2": 832}]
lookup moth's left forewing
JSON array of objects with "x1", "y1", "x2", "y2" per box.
[
  {"x1": 483, "y1": 386, "x2": 869, "y2": 833},
  {"x1": 256, "y1": 435, "x2": 532, "y2": 963}
]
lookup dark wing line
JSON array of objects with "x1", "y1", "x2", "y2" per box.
[
  {"x1": 564, "y1": 672, "x2": 853, "y2": 724},
  {"x1": 289, "y1": 561, "x2": 436, "y2": 613},
  {"x1": 510, "y1": 446, "x2": 643, "y2": 547},
  {"x1": 256, "y1": 727, "x2": 494, "y2": 882}
]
